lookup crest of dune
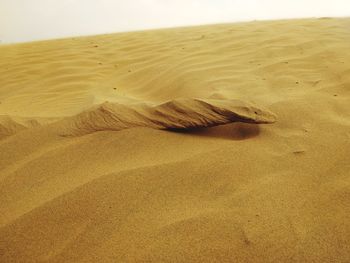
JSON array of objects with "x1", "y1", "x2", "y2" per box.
[{"x1": 58, "y1": 98, "x2": 276, "y2": 136}]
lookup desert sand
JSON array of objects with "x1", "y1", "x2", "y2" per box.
[{"x1": 0, "y1": 18, "x2": 349, "y2": 262}]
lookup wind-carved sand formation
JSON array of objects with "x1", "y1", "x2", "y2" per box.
[
  {"x1": 0, "y1": 18, "x2": 350, "y2": 263},
  {"x1": 58, "y1": 98, "x2": 276, "y2": 136},
  {"x1": 0, "y1": 98, "x2": 276, "y2": 137}
]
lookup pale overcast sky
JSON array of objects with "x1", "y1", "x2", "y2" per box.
[{"x1": 0, "y1": 0, "x2": 349, "y2": 43}]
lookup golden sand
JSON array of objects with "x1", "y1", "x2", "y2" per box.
[{"x1": 0, "y1": 18, "x2": 350, "y2": 262}]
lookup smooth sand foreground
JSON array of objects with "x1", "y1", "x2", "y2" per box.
[{"x1": 0, "y1": 18, "x2": 350, "y2": 262}]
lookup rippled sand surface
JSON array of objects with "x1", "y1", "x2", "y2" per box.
[{"x1": 0, "y1": 18, "x2": 350, "y2": 262}]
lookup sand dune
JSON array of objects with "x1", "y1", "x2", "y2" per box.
[
  {"x1": 57, "y1": 98, "x2": 276, "y2": 136},
  {"x1": 0, "y1": 18, "x2": 350, "y2": 262},
  {"x1": 0, "y1": 115, "x2": 58, "y2": 140},
  {"x1": 1, "y1": 98, "x2": 276, "y2": 138}
]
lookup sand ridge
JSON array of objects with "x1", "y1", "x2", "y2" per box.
[
  {"x1": 0, "y1": 97, "x2": 276, "y2": 138},
  {"x1": 0, "y1": 18, "x2": 350, "y2": 262},
  {"x1": 56, "y1": 98, "x2": 276, "y2": 136}
]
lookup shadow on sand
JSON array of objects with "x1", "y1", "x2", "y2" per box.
[{"x1": 168, "y1": 122, "x2": 260, "y2": 140}]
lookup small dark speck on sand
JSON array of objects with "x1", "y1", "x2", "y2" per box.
[
  {"x1": 296, "y1": 81, "x2": 299, "y2": 84},
  {"x1": 293, "y1": 150, "x2": 305, "y2": 154},
  {"x1": 113, "y1": 88, "x2": 116, "y2": 90},
  {"x1": 94, "y1": 45, "x2": 99, "y2": 47},
  {"x1": 334, "y1": 94, "x2": 338, "y2": 97}
]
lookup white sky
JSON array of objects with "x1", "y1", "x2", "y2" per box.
[{"x1": 1, "y1": 0, "x2": 349, "y2": 43}]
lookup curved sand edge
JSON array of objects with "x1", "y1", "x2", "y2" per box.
[
  {"x1": 0, "y1": 98, "x2": 276, "y2": 138},
  {"x1": 57, "y1": 98, "x2": 276, "y2": 136}
]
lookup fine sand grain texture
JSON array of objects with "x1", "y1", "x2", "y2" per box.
[{"x1": 0, "y1": 18, "x2": 350, "y2": 262}]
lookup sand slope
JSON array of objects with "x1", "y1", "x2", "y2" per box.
[{"x1": 0, "y1": 18, "x2": 350, "y2": 262}]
